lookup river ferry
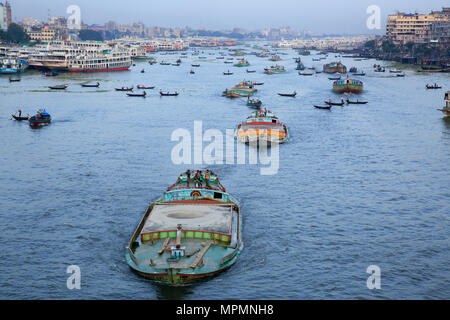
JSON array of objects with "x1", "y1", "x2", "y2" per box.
[
  {"x1": 333, "y1": 76, "x2": 363, "y2": 94},
  {"x1": 67, "y1": 51, "x2": 132, "y2": 72},
  {"x1": 235, "y1": 108, "x2": 289, "y2": 145},
  {"x1": 126, "y1": 170, "x2": 242, "y2": 284}
]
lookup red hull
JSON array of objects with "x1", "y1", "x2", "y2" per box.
[{"x1": 68, "y1": 66, "x2": 130, "y2": 73}]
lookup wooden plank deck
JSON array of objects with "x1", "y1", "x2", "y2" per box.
[{"x1": 190, "y1": 241, "x2": 214, "y2": 269}]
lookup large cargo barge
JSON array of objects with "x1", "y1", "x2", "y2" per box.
[{"x1": 126, "y1": 170, "x2": 242, "y2": 284}]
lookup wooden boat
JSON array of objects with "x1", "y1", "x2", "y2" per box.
[
  {"x1": 247, "y1": 98, "x2": 262, "y2": 108},
  {"x1": 125, "y1": 170, "x2": 242, "y2": 285},
  {"x1": 353, "y1": 72, "x2": 366, "y2": 76},
  {"x1": 49, "y1": 84, "x2": 68, "y2": 90},
  {"x1": 328, "y1": 76, "x2": 341, "y2": 80},
  {"x1": 299, "y1": 71, "x2": 314, "y2": 76},
  {"x1": 191, "y1": 64, "x2": 200, "y2": 67},
  {"x1": 346, "y1": 99, "x2": 368, "y2": 105},
  {"x1": 160, "y1": 62, "x2": 170, "y2": 65},
  {"x1": 246, "y1": 69, "x2": 256, "y2": 73},
  {"x1": 137, "y1": 85, "x2": 155, "y2": 89},
  {"x1": 28, "y1": 109, "x2": 51, "y2": 127},
  {"x1": 224, "y1": 61, "x2": 233, "y2": 64},
  {"x1": 223, "y1": 71, "x2": 233, "y2": 75},
  {"x1": 160, "y1": 90, "x2": 179, "y2": 96},
  {"x1": 252, "y1": 82, "x2": 264, "y2": 86},
  {"x1": 325, "y1": 100, "x2": 345, "y2": 106},
  {"x1": 172, "y1": 63, "x2": 180, "y2": 66},
  {"x1": 389, "y1": 69, "x2": 402, "y2": 73},
  {"x1": 81, "y1": 82, "x2": 100, "y2": 88},
  {"x1": 190, "y1": 70, "x2": 195, "y2": 74},
  {"x1": 127, "y1": 91, "x2": 146, "y2": 97},
  {"x1": 9, "y1": 77, "x2": 21, "y2": 82},
  {"x1": 396, "y1": 73, "x2": 405, "y2": 77},
  {"x1": 278, "y1": 92, "x2": 296, "y2": 97},
  {"x1": 12, "y1": 114, "x2": 29, "y2": 121},
  {"x1": 235, "y1": 108, "x2": 289, "y2": 145},
  {"x1": 314, "y1": 105, "x2": 332, "y2": 110},
  {"x1": 115, "y1": 86, "x2": 133, "y2": 91},
  {"x1": 426, "y1": 84, "x2": 442, "y2": 89}
]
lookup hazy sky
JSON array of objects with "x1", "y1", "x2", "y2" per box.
[{"x1": 8, "y1": 0, "x2": 449, "y2": 34}]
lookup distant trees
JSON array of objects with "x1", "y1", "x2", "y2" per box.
[
  {"x1": 364, "y1": 40, "x2": 377, "y2": 50},
  {"x1": 0, "y1": 23, "x2": 30, "y2": 44},
  {"x1": 78, "y1": 29, "x2": 103, "y2": 41}
]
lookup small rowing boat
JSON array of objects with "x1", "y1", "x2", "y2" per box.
[
  {"x1": 137, "y1": 85, "x2": 155, "y2": 89},
  {"x1": 81, "y1": 82, "x2": 100, "y2": 88},
  {"x1": 325, "y1": 100, "x2": 344, "y2": 106},
  {"x1": 346, "y1": 99, "x2": 368, "y2": 105},
  {"x1": 160, "y1": 90, "x2": 179, "y2": 96},
  {"x1": 127, "y1": 91, "x2": 146, "y2": 97},
  {"x1": 49, "y1": 84, "x2": 68, "y2": 90},
  {"x1": 278, "y1": 91, "x2": 296, "y2": 97},
  {"x1": 115, "y1": 86, "x2": 133, "y2": 91},
  {"x1": 314, "y1": 105, "x2": 332, "y2": 110}
]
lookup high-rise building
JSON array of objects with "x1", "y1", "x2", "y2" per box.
[
  {"x1": 5, "y1": 0, "x2": 10, "y2": 28},
  {"x1": 0, "y1": 2, "x2": 6, "y2": 31},
  {"x1": 386, "y1": 8, "x2": 450, "y2": 45}
]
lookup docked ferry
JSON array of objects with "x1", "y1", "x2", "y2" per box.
[
  {"x1": 67, "y1": 51, "x2": 132, "y2": 72},
  {"x1": 333, "y1": 75, "x2": 363, "y2": 94},
  {"x1": 235, "y1": 108, "x2": 289, "y2": 145},
  {"x1": 126, "y1": 170, "x2": 242, "y2": 284},
  {"x1": 0, "y1": 59, "x2": 28, "y2": 74}
]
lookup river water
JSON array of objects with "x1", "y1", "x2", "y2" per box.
[{"x1": 0, "y1": 45, "x2": 449, "y2": 299}]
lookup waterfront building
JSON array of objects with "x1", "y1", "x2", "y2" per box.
[
  {"x1": 27, "y1": 26, "x2": 57, "y2": 43},
  {"x1": 386, "y1": 8, "x2": 450, "y2": 45}
]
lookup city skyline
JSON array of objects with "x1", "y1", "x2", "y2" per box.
[{"x1": 7, "y1": 0, "x2": 450, "y2": 35}]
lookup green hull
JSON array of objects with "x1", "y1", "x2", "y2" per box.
[
  {"x1": 126, "y1": 171, "x2": 242, "y2": 285},
  {"x1": 333, "y1": 84, "x2": 363, "y2": 94}
]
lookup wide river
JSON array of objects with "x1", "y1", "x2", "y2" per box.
[{"x1": 0, "y1": 44, "x2": 449, "y2": 299}]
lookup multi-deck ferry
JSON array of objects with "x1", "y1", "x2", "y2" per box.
[
  {"x1": 66, "y1": 51, "x2": 132, "y2": 72},
  {"x1": 235, "y1": 108, "x2": 289, "y2": 145},
  {"x1": 126, "y1": 170, "x2": 242, "y2": 284}
]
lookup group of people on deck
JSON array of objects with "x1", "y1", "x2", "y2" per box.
[{"x1": 181, "y1": 170, "x2": 215, "y2": 188}]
